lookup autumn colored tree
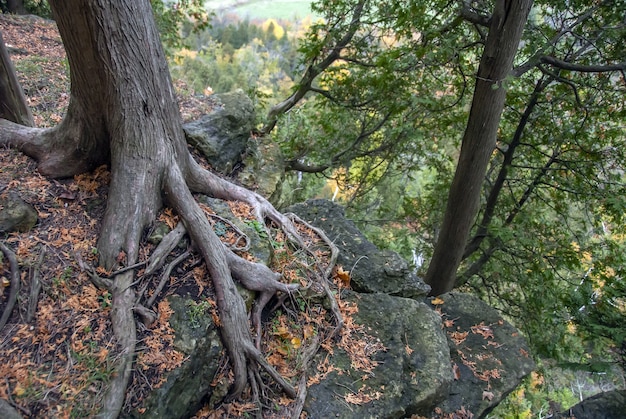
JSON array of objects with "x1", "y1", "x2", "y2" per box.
[{"x1": 0, "y1": 0, "x2": 317, "y2": 417}]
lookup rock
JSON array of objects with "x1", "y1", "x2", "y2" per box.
[
  {"x1": 237, "y1": 134, "x2": 285, "y2": 204},
  {"x1": 196, "y1": 196, "x2": 272, "y2": 267},
  {"x1": 0, "y1": 398, "x2": 22, "y2": 419},
  {"x1": 287, "y1": 199, "x2": 431, "y2": 299},
  {"x1": 430, "y1": 292, "x2": 536, "y2": 418},
  {"x1": 133, "y1": 295, "x2": 223, "y2": 418},
  {"x1": 305, "y1": 291, "x2": 453, "y2": 418},
  {"x1": 0, "y1": 192, "x2": 38, "y2": 232},
  {"x1": 557, "y1": 389, "x2": 626, "y2": 419},
  {"x1": 183, "y1": 90, "x2": 254, "y2": 174}
]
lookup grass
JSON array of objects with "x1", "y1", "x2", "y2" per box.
[{"x1": 206, "y1": 0, "x2": 319, "y2": 20}]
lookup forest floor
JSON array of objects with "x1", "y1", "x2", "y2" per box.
[{"x1": 0, "y1": 14, "x2": 375, "y2": 419}]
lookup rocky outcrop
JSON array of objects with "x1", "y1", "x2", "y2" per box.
[
  {"x1": 305, "y1": 291, "x2": 452, "y2": 418},
  {"x1": 431, "y1": 292, "x2": 536, "y2": 417},
  {"x1": 0, "y1": 191, "x2": 37, "y2": 232},
  {"x1": 287, "y1": 199, "x2": 431, "y2": 299},
  {"x1": 135, "y1": 295, "x2": 223, "y2": 418},
  {"x1": 183, "y1": 89, "x2": 254, "y2": 174},
  {"x1": 557, "y1": 389, "x2": 626, "y2": 419},
  {"x1": 290, "y1": 199, "x2": 535, "y2": 418},
  {"x1": 135, "y1": 197, "x2": 536, "y2": 418}
]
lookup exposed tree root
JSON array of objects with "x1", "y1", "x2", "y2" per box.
[
  {"x1": 2, "y1": 117, "x2": 343, "y2": 417},
  {"x1": 100, "y1": 270, "x2": 137, "y2": 419},
  {"x1": 0, "y1": 241, "x2": 19, "y2": 330}
]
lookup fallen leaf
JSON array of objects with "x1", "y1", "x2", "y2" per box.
[
  {"x1": 431, "y1": 296, "x2": 445, "y2": 305},
  {"x1": 291, "y1": 337, "x2": 302, "y2": 349},
  {"x1": 452, "y1": 363, "x2": 461, "y2": 380},
  {"x1": 482, "y1": 390, "x2": 494, "y2": 401}
]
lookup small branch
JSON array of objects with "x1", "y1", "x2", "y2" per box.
[
  {"x1": 245, "y1": 343, "x2": 297, "y2": 398},
  {"x1": 26, "y1": 246, "x2": 46, "y2": 322},
  {"x1": 540, "y1": 55, "x2": 626, "y2": 73},
  {"x1": 145, "y1": 221, "x2": 186, "y2": 276},
  {"x1": 75, "y1": 252, "x2": 113, "y2": 290},
  {"x1": 0, "y1": 242, "x2": 19, "y2": 330},
  {"x1": 145, "y1": 250, "x2": 190, "y2": 308},
  {"x1": 291, "y1": 334, "x2": 321, "y2": 419}
]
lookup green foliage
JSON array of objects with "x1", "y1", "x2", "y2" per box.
[
  {"x1": 150, "y1": 0, "x2": 210, "y2": 51},
  {"x1": 167, "y1": 0, "x2": 626, "y2": 391},
  {"x1": 272, "y1": 0, "x2": 626, "y2": 381},
  {"x1": 24, "y1": 0, "x2": 51, "y2": 17},
  {"x1": 169, "y1": 16, "x2": 299, "y2": 114}
]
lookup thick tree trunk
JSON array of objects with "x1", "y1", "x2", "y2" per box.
[
  {"x1": 0, "y1": 0, "x2": 320, "y2": 415},
  {"x1": 425, "y1": 0, "x2": 533, "y2": 296},
  {"x1": 0, "y1": 31, "x2": 33, "y2": 126}
]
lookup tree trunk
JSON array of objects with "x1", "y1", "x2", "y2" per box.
[
  {"x1": 425, "y1": 0, "x2": 533, "y2": 296},
  {"x1": 5, "y1": 0, "x2": 27, "y2": 15},
  {"x1": 0, "y1": 30, "x2": 33, "y2": 126},
  {"x1": 0, "y1": 1, "x2": 311, "y2": 415}
]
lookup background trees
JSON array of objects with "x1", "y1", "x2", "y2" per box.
[
  {"x1": 171, "y1": 0, "x2": 625, "y2": 370},
  {"x1": 257, "y1": 0, "x2": 626, "y2": 367}
]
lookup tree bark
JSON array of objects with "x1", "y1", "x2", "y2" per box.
[
  {"x1": 0, "y1": 31, "x2": 33, "y2": 126},
  {"x1": 425, "y1": 0, "x2": 533, "y2": 296},
  {"x1": 0, "y1": 1, "x2": 311, "y2": 415}
]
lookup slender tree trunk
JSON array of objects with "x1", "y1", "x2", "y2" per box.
[
  {"x1": 0, "y1": 31, "x2": 33, "y2": 126},
  {"x1": 425, "y1": 0, "x2": 533, "y2": 296},
  {"x1": 5, "y1": 0, "x2": 27, "y2": 15}
]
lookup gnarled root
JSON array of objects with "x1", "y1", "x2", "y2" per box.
[{"x1": 165, "y1": 165, "x2": 299, "y2": 400}]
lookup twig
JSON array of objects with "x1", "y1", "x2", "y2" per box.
[
  {"x1": 291, "y1": 334, "x2": 321, "y2": 419},
  {"x1": 208, "y1": 213, "x2": 250, "y2": 252},
  {"x1": 0, "y1": 242, "x2": 20, "y2": 330},
  {"x1": 145, "y1": 250, "x2": 190, "y2": 308},
  {"x1": 26, "y1": 246, "x2": 46, "y2": 322},
  {"x1": 145, "y1": 221, "x2": 187, "y2": 276},
  {"x1": 74, "y1": 252, "x2": 113, "y2": 290},
  {"x1": 286, "y1": 212, "x2": 339, "y2": 278}
]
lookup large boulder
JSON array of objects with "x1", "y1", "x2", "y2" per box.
[
  {"x1": 135, "y1": 295, "x2": 223, "y2": 419},
  {"x1": 237, "y1": 134, "x2": 285, "y2": 205},
  {"x1": 183, "y1": 90, "x2": 254, "y2": 174},
  {"x1": 0, "y1": 191, "x2": 37, "y2": 232},
  {"x1": 288, "y1": 199, "x2": 431, "y2": 299},
  {"x1": 305, "y1": 291, "x2": 453, "y2": 418},
  {"x1": 430, "y1": 292, "x2": 536, "y2": 418},
  {"x1": 557, "y1": 389, "x2": 626, "y2": 419}
]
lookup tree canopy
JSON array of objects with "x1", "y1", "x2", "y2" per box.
[{"x1": 264, "y1": 0, "x2": 626, "y2": 362}]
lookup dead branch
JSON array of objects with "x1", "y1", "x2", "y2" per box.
[
  {"x1": 0, "y1": 242, "x2": 20, "y2": 330},
  {"x1": 145, "y1": 221, "x2": 186, "y2": 276},
  {"x1": 145, "y1": 250, "x2": 190, "y2": 308}
]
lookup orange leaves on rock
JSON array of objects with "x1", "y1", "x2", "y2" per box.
[
  {"x1": 158, "y1": 207, "x2": 179, "y2": 229},
  {"x1": 227, "y1": 200, "x2": 254, "y2": 221},
  {"x1": 344, "y1": 384, "x2": 383, "y2": 405},
  {"x1": 333, "y1": 265, "x2": 351, "y2": 288},
  {"x1": 470, "y1": 322, "x2": 494, "y2": 339},
  {"x1": 452, "y1": 362, "x2": 461, "y2": 380},
  {"x1": 450, "y1": 331, "x2": 469, "y2": 345},
  {"x1": 136, "y1": 300, "x2": 184, "y2": 386},
  {"x1": 431, "y1": 296, "x2": 445, "y2": 305}
]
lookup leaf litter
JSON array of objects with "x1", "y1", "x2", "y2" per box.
[{"x1": 0, "y1": 14, "x2": 388, "y2": 418}]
